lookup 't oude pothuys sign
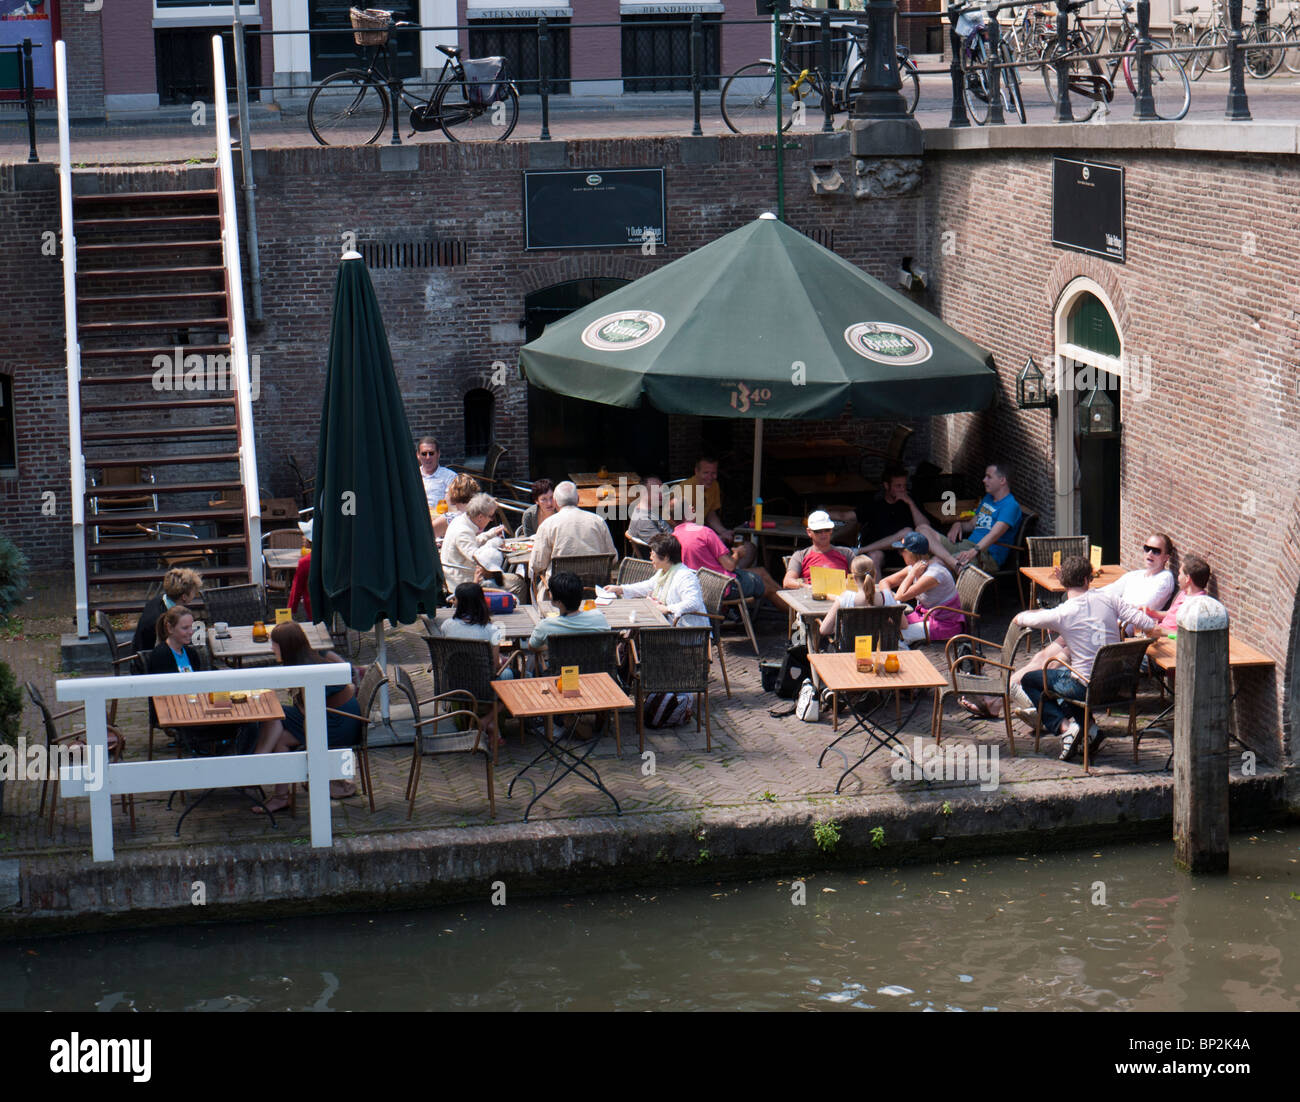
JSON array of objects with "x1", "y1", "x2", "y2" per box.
[
  {"x1": 1052, "y1": 156, "x2": 1125, "y2": 263},
  {"x1": 524, "y1": 168, "x2": 666, "y2": 250}
]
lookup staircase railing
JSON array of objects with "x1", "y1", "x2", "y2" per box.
[
  {"x1": 55, "y1": 39, "x2": 89, "y2": 639},
  {"x1": 213, "y1": 35, "x2": 264, "y2": 585}
]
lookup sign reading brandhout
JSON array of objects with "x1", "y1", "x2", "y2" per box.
[
  {"x1": 523, "y1": 168, "x2": 666, "y2": 250},
  {"x1": 1052, "y1": 156, "x2": 1125, "y2": 263}
]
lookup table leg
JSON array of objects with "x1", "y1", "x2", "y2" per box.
[
  {"x1": 835, "y1": 690, "x2": 929, "y2": 793},
  {"x1": 510, "y1": 711, "x2": 622, "y2": 822}
]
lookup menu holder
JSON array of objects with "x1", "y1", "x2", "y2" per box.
[
  {"x1": 207, "y1": 691, "x2": 233, "y2": 708},
  {"x1": 1090, "y1": 545, "x2": 1103, "y2": 569},
  {"x1": 1052, "y1": 550, "x2": 1062, "y2": 567},
  {"x1": 855, "y1": 635, "x2": 874, "y2": 672},
  {"x1": 275, "y1": 608, "x2": 292, "y2": 625},
  {"x1": 559, "y1": 666, "x2": 581, "y2": 698}
]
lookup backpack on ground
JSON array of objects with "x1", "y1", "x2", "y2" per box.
[
  {"x1": 773, "y1": 643, "x2": 808, "y2": 699},
  {"x1": 644, "y1": 691, "x2": 693, "y2": 728}
]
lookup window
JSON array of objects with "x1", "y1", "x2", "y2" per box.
[
  {"x1": 0, "y1": 375, "x2": 16, "y2": 475},
  {"x1": 469, "y1": 17, "x2": 571, "y2": 95},
  {"x1": 621, "y1": 13, "x2": 719, "y2": 93},
  {"x1": 155, "y1": 26, "x2": 261, "y2": 103},
  {"x1": 464, "y1": 388, "x2": 495, "y2": 458}
]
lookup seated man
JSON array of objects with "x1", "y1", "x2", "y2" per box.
[
  {"x1": 443, "y1": 492, "x2": 525, "y2": 597},
  {"x1": 626, "y1": 475, "x2": 673, "y2": 545},
  {"x1": 844, "y1": 465, "x2": 928, "y2": 576},
  {"x1": 526, "y1": 571, "x2": 611, "y2": 653},
  {"x1": 1012, "y1": 555, "x2": 1156, "y2": 761},
  {"x1": 681, "y1": 455, "x2": 756, "y2": 570},
  {"x1": 915, "y1": 460, "x2": 1021, "y2": 575},
  {"x1": 530, "y1": 480, "x2": 618, "y2": 596},
  {"x1": 671, "y1": 494, "x2": 780, "y2": 607},
  {"x1": 417, "y1": 436, "x2": 455, "y2": 511},
  {"x1": 782, "y1": 511, "x2": 856, "y2": 588}
]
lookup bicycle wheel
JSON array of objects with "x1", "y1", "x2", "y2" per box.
[
  {"x1": 1245, "y1": 23, "x2": 1284, "y2": 78},
  {"x1": 1146, "y1": 48, "x2": 1192, "y2": 119},
  {"x1": 842, "y1": 59, "x2": 917, "y2": 117},
  {"x1": 963, "y1": 41, "x2": 992, "y2": 125},
  {"x1": 431, "y1": 78, "x2": 519, "y2": 141},
  {"x1": 1285, "y1": 20, "x2": 1300, "y2": 72},
  {"x1": 721, "y1": 61, "x2": 798, "y2": 134},
  {"x1": 1195, "y1": 27, "x2": 1229, "y2": 75},
  {"x1": 1169, "y1": 23, "x2": 1196, "y2": 66},
  {"x1": 308, "y1": 70, "x2": 389, "y2": 146},
  {"x1": 999, "y1": 41, "x2": 1027, "y2": 122}
]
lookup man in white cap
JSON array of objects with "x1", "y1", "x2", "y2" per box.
[{"x1": 782, "y1": 510, "x2": 856, "y2": 588}]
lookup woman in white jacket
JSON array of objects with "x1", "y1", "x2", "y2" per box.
[{"x1": 608, "y1": 532, "x2": 708, "y2": 627}]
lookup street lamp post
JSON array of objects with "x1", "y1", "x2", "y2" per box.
[{"x1": 848, "y1": 0, "x2": 923, "y2": 157}]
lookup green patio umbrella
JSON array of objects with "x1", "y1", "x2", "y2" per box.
[
  {"x1": 519, "y1": 213, "x2": 997, "y2": 503},
  {"x1": 310, "y1": 252, "x2": 444, "y2": 656}
]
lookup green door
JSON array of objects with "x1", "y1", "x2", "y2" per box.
[{"x1": 1068, "y1": 294, "x2": 1122, "y2": 563}]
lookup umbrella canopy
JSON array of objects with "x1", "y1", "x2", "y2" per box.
[
  {"x1": 310, "y1": 253, "x2": 444, "y2": 630},
  {"x1": 518, "y1": 213, "x2": 997, "y2": 421}
]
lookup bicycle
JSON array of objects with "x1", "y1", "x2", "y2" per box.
[
  {"x1": 1003, "y1": 5, "x2": 1053, "y2": 73},
  {"x1": 1169, "y1": 3, "x2": 1204, "y2": 65},
  {"x1": 1190, "y1": 0, "x2": 1283, "y2": 78},
  {"x1": 956, "y1": 6, "x2": 1026, "y2": 125},
  {"x1": 1271, "y1": 2, "x2": 1300, "y2": 72},
  {"x1": 720, "y1": 10, "x2": 919, "y2": 134},
  {"x1": 1041, "y1": 0, "x2": 1190, "y2": 120},
  {"x1": 307, "y1": 7, "x2": 519, "y2": 145}
]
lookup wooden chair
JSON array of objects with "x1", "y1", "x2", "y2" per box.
[
  {"x1": 263, "y1": 528, "x2": 302, "y2": 599},
  {"x1": 616, "y1": 557, "x2": 657, "y2": 586},
  {"x1": 202, "y1": 583, "x2": 266, "y2": 627},
  {"x1": 393, "y1": 664, "x2": 495, "y2": 820},
  {"x1": 546, "y1": 630, "x2": 627, "y2": 753},
  {"x1": 628, "y1": 627, "x2": 713, "y2": 753},
  {"x1": 937, "y1": 621, "x2": 1033, "y2": 753},
  {"x1": 25, "y1": 681, "x2": 132, "y2": 832},
  {"x1": 549, "y1": 553, "x2": 616, "y2": 599},
  {"x1": 88, "y1": 465, "x2": 157, "y2": 546},
  {"x1": 694, "y1": 568, "x2": 737, "y2": 698},
  {"x1": 1034, "y1": 637, "x2": 1152, "y2": 772}
]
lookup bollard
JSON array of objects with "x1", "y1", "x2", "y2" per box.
[
  {"x1": 1132, "y1": 0, "x2": 1156, "y2": 119},
  {"x1": 820, "y1": 11, "x2": 835, "y2": 133},
  {"x1": 690, "y1": 13, "x2": 703, "y2": 136},
  {"x1": 947, "y1": 4, "x2": 970, "y2": 127},
  {"x1": 1052, "y1": 5, "x2": 1074, "y2": 121},
  {"x1": 986, "y1": 8, "x2": 1004, "y2": 125},
  {"x1": 1226, "y1": 0, "x2": 1250, "y2": 118},
  {"x1": 538, "y1": 16, "x2": 552, "y2": 140},
  {"x1": 23, "y1": 38, "x2": 37, "y2": 163},
  {"x1": 1172, "y1": 596, "x2": 1231, "y2": 874}
]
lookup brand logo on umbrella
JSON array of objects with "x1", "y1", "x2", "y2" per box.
[
  {"x1": 844, "y1": 322, "x2": 933, "y2": 366},
  {"x1": 581, "y1": 311, "x2": 666, "y2": 351},
  {"x1": 728, "y1": 381, "x2": 771, "y2": 413}
]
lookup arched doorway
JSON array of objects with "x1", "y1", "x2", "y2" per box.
[
  {"x1": 1053, "y1": 280, "x2": 1125, "y2": 562},
  {"x1": 523, "y1": 278, "x2": 670, "y2": 480}
]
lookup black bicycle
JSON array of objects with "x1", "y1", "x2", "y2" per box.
[{"x1": 307, "y1": 7, "x2": 519, "y2": 145}]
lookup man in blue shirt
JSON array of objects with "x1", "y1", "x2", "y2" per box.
[
  {"x1": 916, "y1": 460, "x2": 1022, "y2": 575},
  {"x1": 526, "y1": 571, "x2": 610, "y2": 654}
]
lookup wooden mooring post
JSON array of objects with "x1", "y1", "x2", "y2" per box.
[{"x1": 1173, "y1": 595, "x2": 1231, "y2": 873}]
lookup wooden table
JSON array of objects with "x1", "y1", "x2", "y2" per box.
[
  {"x1": 1020, "y1": 563, "x2": 1126, "y2": 608},
  {"x1": 492, "y1": 672, "x2": 633, "y2": 820},
  {"x1": 209, "y1": 621, "x2": 334, "y2": 665},
  {"x1": 921, "y1": 499, "x2": 979, "y2": 527},
  {"x1": 577, "y1": 485, "x2": 634, "y2": 510},
  {"x1": 784, "y1": 473, "x2": 875, "y2": 501},
  {"x1": 735, "y1": 513, "x2": 807, "y2": 540},
  {"x1": 538, "y1": 596, "x2": 671, "y2": 627},
  {"x1": 429, "y1": 605, "x2": 540, "y2": 641},
  {"x1": 776, "y1": 587, "x2": 838, "y2": 638},
  {"x1": 808, "y1": 651, "x2": 948, "y2": 793},
  {"x1": 569, "y1": 471, "x2": 639, "y2": 487}
]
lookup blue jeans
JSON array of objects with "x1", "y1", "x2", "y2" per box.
[{"x1": 1020, "y1": 668, "x2": 1087, "y2": 732}]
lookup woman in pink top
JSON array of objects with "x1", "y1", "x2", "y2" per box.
[{"x1": 1149, "y1": 553, "x2": 1211, "y2": 631}]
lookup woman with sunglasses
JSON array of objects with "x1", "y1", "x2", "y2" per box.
[{"x1": 1105, "y1": 533, "x2": 1177, "y2": 631}]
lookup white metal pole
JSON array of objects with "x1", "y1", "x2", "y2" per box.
[
  {"x1": 212, "y1": 36, "x2": 264, "y2": 584},
  {"x1": 55, "y1": 40, "x2": 88, "y2": 639}
]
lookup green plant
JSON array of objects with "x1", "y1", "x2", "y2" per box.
[
  {"x1": 941, "y1": 801, "x2": 953, "y2": 816},
  {"x1": 813, "y1": 818, "x2": 841, "y2": 853},
  {"x1": 0, "y1": 659, "x2": 21, "y2": 749},
  {"x1": 759, "y1": 790, "x2": 777, "y2": 803},
  {"x1": 695, "y1": 847, "x2": 711, "y2": 865},
  {"x1": 870, "y1": 825, "x2": 886, "y2": 850},
  {"x1": 0, "y1": 536, "x2": 28, "y2": 620}
]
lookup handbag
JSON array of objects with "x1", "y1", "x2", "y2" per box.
[
  {"x1": 795, "y1": 679, "x2": 820, "y2": 723},
  {"x1": 644, "y1": 691, "x2": 693, "y2": 728}
]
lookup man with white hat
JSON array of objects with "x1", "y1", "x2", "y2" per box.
[{"x1": 781, "y1": 510, "x2": 856, "y2": 589}]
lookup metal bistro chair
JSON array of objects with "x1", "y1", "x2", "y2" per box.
[
  {"x1": 1034, "y1": 637, "x2": 1153, "y2": 773},
  {"x1": 616, "y1": 557, "x2": 657, "y2": 586},
  {"x1": 202, "y1": 583, "x2": 266, "y2": 628},
  {"x1": 25, "y1": 681, "x2": 133, "y2": 832},
  {"x1": 420, "y1": 634, "x2": 521, "y2": 763},
  {"x1": 987, "y1": 510, "x2": 1037, "y2": 611},
  {"x1": 550, "y1": 553, "x2": 616, "y2": 599},
  {"x1": 321, "y1": 661, "x2": 386, "y2": 813},
  {"x1": 938, "y1": 621, "x2": 1033, "y2": 754},
  {"x1": 546, "y1": 630, "x2": 627, "y2": 754},
  {"x1": 92, "y1": 610, "x2": 140, "y2": 725},
  {"x1": 393, "y1": 664, "x2": 495, "y2": 820},
  {"x1": 694, "y1": 568, "x2": 738, "y2": 698},
  {"x1": 628, "y1": 627, "x2": 713, "y2": 754}
]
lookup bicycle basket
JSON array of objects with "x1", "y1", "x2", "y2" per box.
[
  {"x1": 350, "y1": 7, "x2": 393, "y2": 46},
  {"x1": 463, "y1": 56, "x2": 507, "y2": 106}
]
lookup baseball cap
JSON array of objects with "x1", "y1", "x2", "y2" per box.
[
  {"x1": 892, "y1": 531, "x2": 930, "y2": 554},
  {"x1": 298, "y1": 518, "x2": 313, "y2": 542},
  {"x1": 806, "y1": 510, "x2": 835, "y2": 531}
]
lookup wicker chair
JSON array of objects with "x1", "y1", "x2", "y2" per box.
[
  {"x1": 1034, "y1": 637, "x2": 1153, "y2": 772},
  {"x1": 202, "y1": 583, "x2": 266, "y2": 627},
  {"x1": 450, "y1": 442, "x2": 507, "y2": 490},
  {"x1": 832, "y1": 604, "x2": 905, "y2": 655},
  {"x1": 550, "y1": 553, "x2": 616, "y2": 598},
  {"x1": 937, "y1": 621, "x2": 1033, "y2": 752},
  {"x1": 25, "y1": 681, "x2": 132, "y2": 832},
  {"x1": 545, "y1": 630, "x2": 627, "y2": 753},
  {"x1": 420, "y1": 634, "x2": 515, "y2": 763},
  {"x1": 700, "y1": 565, "x2": 760, "y2": 657},
  {"x1": 694, "y1": 568, "x2": 737, "y2": 698},
  {"x1": 628, "y1": 627, "x2": 713, "y2": 753},
  {"x1": 616, "y1": 557, "x2": 657, "y2": 586},
  {"x1": 1023, "y1": 535, "x2": 1090, "y2": 608},
  {"x1": 322, "y1": 661, "x2": 385, "y2": 813},
  {"x1": 392, "y1": 664, "x2": 495, "y2": 820}
]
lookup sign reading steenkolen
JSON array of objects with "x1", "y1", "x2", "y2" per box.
[
  {"x1": 524, "y1": 168, "x2": 666, "y2": 250},
  {"x1": 1052, "y1": 156, "x2": 1125, "y2": 262}
]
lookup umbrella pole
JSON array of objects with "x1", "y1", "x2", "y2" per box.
[
  {"x1": 376, "y1": 620, "x2": 392, "y2": 724},
  {"x1": 751, "y1": 416, "x2": 763, "y2": 515}
]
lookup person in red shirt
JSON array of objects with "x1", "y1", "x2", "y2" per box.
[
  {"x1": 781, "y1": 511, "x2": 855, "y2": 588},
  {"x1": 670, "y1": 494, "x2": 780, "y2": 604},
  {"x1": 288, "y1": 519, "x2": 312, "y2": 619}
]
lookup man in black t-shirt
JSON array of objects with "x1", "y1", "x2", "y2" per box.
[{"x1": 853, "y1": 466, "x2": 928, "y2": 575}]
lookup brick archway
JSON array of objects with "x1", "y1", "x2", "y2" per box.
[
  {"x1": 1045, "y1": 255, "x2": 1133, "y2": 338},
  {"x1": 520, "y1": 256, "x2": 660, "y2": 296}
]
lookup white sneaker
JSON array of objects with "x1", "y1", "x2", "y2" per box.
[{"x1": 1058, "y1": 719, "x2": 1082, "y2": 761}]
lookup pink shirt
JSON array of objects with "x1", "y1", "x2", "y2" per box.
[
  {"x1": 674, "y1": 522, "x2": 733, "y2": 578},
  {"x1": 1157, "y1": 588, "x2": 1204, "y2": 631}
]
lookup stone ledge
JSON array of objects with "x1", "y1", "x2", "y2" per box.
[{"x1": 923, "y1": 119, "x2": 1300, "y2": 155}]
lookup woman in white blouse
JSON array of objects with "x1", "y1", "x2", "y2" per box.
[{"x1": 608, "y1": 533, "x2": 708, "y2": 627}]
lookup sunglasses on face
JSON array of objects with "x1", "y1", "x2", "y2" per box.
[
  {"x1": 419, "y1": 452, "x2": 436, "y2": 458},
  {"x1": 1143, "y1": 545, "x2": 1165, "y2": 555}
]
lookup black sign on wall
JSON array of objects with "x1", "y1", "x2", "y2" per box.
[
  {"x1": 1052, "y1": 157, "x2": 1125, "y2": 263},
  {"x1": 523, "y1": 169, "x2": 666, "y2": 251}
]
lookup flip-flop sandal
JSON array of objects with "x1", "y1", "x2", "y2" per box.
[
  {"x1": 958, "y1": 697, "x2": 995, "y2": 719},
  {"x1": 252, "y1": 798, "x2": 290, "y2": 815}
]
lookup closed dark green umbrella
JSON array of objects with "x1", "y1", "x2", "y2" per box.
[
  {"x1": 310, "y1": 252, "x2": 444, "y2": 637},
  {"x1": 519, "y1": 213, "x2": 997, "y2": 421}
]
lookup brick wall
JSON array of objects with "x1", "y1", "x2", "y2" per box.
[
  {"x1": 58, "y1": 3, "x2": 106, "y2": 115},
  {"x1": 101, "y1": 0, "x2": 156, "y2": 97}
]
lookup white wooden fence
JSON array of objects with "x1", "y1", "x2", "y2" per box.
[{"x1": 57, "y1": 664, "x2": 354, "y2": 861}]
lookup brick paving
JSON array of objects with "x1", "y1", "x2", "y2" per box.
[{"x1": 1, "y1": 569, "x2": 1215, "y2": 860}]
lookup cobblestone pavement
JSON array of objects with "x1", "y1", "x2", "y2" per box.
[
  {"x1": 4, "y1": 73, "x2": 1300, "y2": 165},
  {"x1": 1, "y1": 571, "x2": 1202, "y2": 859}
]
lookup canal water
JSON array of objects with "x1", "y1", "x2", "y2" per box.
[{"x1": 4, "y1": 831, "x2": 1296, "y2": 1012}]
